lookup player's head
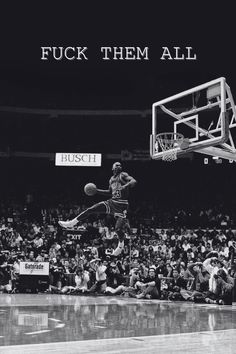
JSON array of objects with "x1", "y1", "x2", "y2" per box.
[{"x1": 112, "y1": 162, "x2": 122, "y2": 175}]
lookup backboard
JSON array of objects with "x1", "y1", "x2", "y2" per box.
[{"x1": 150, "y1": 77, "x2": 236, "y2": 161}]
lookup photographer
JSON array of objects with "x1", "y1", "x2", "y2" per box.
[
  {"x1": 105, "y1": 264, "x2": 131, "y2": 296},
  {"x1": 87, "y1": 258, "x2": 107, "y2": 294},
  {"x1": 181, "y1": 262, "x2": 210, "y2": 302},
  {"x1": 106, "y1": 261, "x2": 125, "y2": 288},
  {"x1": 205, "y1": 268, "x2": 234, "y2": 304}
]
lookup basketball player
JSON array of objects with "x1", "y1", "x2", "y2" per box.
[{"x1": 58, "y1": 162, "x2": 137, "y2": 256}]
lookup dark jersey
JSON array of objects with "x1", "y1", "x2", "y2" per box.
[
  {"x1": 109, "y1": 172, "x2": 130, "y2": 201},
  {"x1": 143, "y1": 276, "x2": 161, "y2": 291}
]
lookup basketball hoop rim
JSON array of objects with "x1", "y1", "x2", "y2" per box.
[{"x1": 156, "y1": 132, "x2": 184, "y2": 143}]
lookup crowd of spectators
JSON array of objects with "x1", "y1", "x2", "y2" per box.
[{"x1": 0, "y1": 200, "x2": 236, "y2": 305}]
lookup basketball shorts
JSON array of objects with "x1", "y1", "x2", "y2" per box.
[{"x1": 102, "y1": 199, "x2": 128, "y2": 218}]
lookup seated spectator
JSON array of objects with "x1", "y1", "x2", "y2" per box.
[
  {"x1": 36, "y1": 249, "x2": 47, "y2": 262},
  {"x1": 26, "y1": 250, "x2": 36, "y2": 262},
  {"x1": 131, "y1": 245, "x2": 139, "y2": 258},
  {"x1": 185, "y1": 248, "x2": 195, "y2": 263},
  {"x1": 87, "y1": 258, "x2": 107, "y2": 293},
  {"x1": 11, "y1": 254, "x2": 21, "y2": 292},
  {"x1": 61, "y1": 266, "x2": 90, "y2": 294},
  {"x1": 0, "y1": 252, "x2": 12, "y2": 293},
  {"x1": 205, "y1": 268, "x2": 234, "y2": 305},
  {"x1": 156, "y1": 259, "x2": 167, "y2": 277},
  {"x1": 33, "y1": 233, "x2": 44, "y2": 250},
  {"x1": 163, "y1": 268, "x2": 187, "y2": 301},
  {"x1": 49, "y1": 241, "x2": 61, "y2": 259},
  {"x1": 166, "y1": 262, "x2": 173, "y2": 277},
  {"x1": 105, "y1": 262, "x2": 118, "y2": 287},
  {"x1": 219, "y1": 243, "x2": 229, "y2": 258},
  {"x1": 197, "y1": 241, "x2": 206, "y2": 255},
  {"x1": 129, "y1": 266, "x2": 141, "y2": 288},
  {"x1": 179, "y1": 262, "x2": 190, "y2": 277},
  {"x1": 122, "y1": 244, "x2": 129, "y2": 257},
  {"x1": 204, "y1": 243, "x2": 213, "y2": 256},
  {"x1": 138, "y1": 261, "x2": 149, "y2": 279},
  {"x1": 159, "y1": 229, "x2": 167, "y2": 241},
  {"x1": 181, "y1": 262, "x2": 210, "y2": 302},
  {"x1": 105, "y1": 263, "x2": 132, "y2": 296},
  {"x1": 69, "y1": 258, "x2": 78, "y2": 273},
  {"x1": 91, "y1": 242, "x2": 99, "y2": 258},
  {"x1": 135, "y1": 266, "x2": 161, "y2": 299},
  {"x1": 49, "y1": 256, "x2": 65, "y2": 290},
  {"x1": 203, "y1": 251, "x2": 228, "y2": 286},
  {"x1": 182, "y1": 239, "x2": 191, "y2": 252}
]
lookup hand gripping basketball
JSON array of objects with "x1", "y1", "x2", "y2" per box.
[{"x1": 84, "y1": 183, "x2": 97, "y2": 196}]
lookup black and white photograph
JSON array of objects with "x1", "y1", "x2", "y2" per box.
[{"x1": 0, "y1": 4, "x2": 236, "y2": 353}]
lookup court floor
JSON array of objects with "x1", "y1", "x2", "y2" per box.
[{"x1": 0, "y1": 294, "x2": 236, "y2": 353}]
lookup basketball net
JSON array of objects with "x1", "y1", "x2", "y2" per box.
[{"x1": 156, "y1": 132, "x2": 184, "y2": 162}]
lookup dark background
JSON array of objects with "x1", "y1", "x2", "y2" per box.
[{"x1": 0, "y1": 4, "x2": 235, "y2": 210}]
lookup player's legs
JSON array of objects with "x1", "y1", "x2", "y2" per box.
[
  {"x1": 115, "y1": 216, "x2": 127, "y2": 240},
  {"x1": 105, "y1": 285, "x2": 126, "y2": 295},
  {"x1": 58, "y1": 202, "x2": 106, "y2": 228},
  {"x1": 112, "y1": 217, "x2": 129, "y2": 256}
]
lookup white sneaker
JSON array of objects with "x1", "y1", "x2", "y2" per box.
[
  {"x1": 58, "y1": 219, "x2": 78, "y2": 229},
  {"x1": 112, "y1": 241, "x2": 124, "y2": 256}
]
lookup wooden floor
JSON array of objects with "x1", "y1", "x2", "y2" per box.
[{"x1": 0, "y1": 294, "x2": 236, "y2": 353}]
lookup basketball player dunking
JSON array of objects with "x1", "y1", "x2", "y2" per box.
[{"x1": 59, "y1": 162, "x2": 137, "y2": 256}]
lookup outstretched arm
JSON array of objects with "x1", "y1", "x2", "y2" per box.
[{"x1": 96, "y1": 185, "x2": 112, "y2": 196}]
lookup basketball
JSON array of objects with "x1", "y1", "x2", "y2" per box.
[{"x1": 84, "y1": 183, "x2": 97, "y2": 196}]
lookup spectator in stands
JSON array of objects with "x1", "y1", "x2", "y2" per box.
[
  {"x1": 49, "y1": 256, "x2": 64, "y2": 290},
  {"x1": 164, "y1": 268, "x2": 187, "y2": 301},
  {"x1": 181, "y1": 261, "x2": 210, "y2": 302},
  {"x1": 136, "y1": 266, "x2": 161, "y2": 299},
  {"x1": 36, "y1": 249, "x2": 47, "y2": 262},
  {"x1": 197, "y1": 241, "x2": 206, "y2": 256},
  {"x1": 11, "y1": 254, "x2": 22, "y2": 292},
  {"x1": 106, "y1": 261, "x2": 125, "y2": 288},
  {"x1": 159, "y1": 229, "x2": 167, "y2": 241},
  {"x1": 166, "y1": 262, "x2": 173, "y2": 277},
  {"x1": 182, "y1": 239, "x2": 191, "y2": 252},
  {"x1": 156, "y1": 259, "x2": 167, "y2": 277},
  {"x1": 219, "y1": 242, "x2": 229, "y2": 258},
  {"x1": 26, "y1": 250, "x2": 36, "y2": 261},
  {"x1": 33, "y1": 233, "x2": 43, "y2": 250},
  {"x1": 61, "y1": 266, "x2": 90, "y2": 294},
  {"x1": 178, "y1": 262, "x2": 190, "y2": 278},
  {"x1": 87, "y1": 258, "x2": 107, "y2": 293},
  {"x1": 49, "y1": 241, "x2": 61, "y2": 260},
  {"x1": 0, "y1": 251, "x2": 12, "y2": 293},
  {"x1": 205, "y1": 268, "x2": 234, "y2": 305}
]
